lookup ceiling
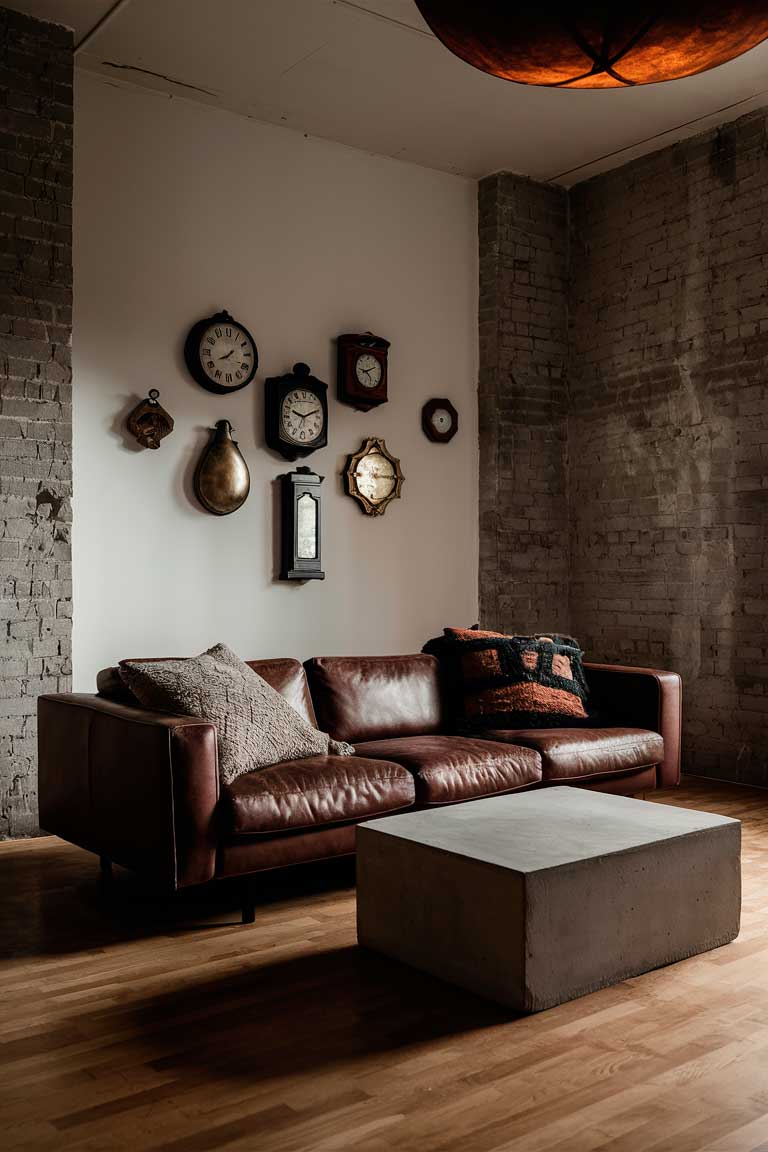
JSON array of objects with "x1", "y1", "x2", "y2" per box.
[{"x1": 10, "y1": 0, "x2": 768, "y2": 184}]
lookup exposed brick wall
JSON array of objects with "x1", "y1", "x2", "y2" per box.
[
  {"x1": 478, "y1": 172, "x2": 570, "y2": 635},
  {"x1": 0, "y1": 8, "x2": 73, "y2": 837},
  {"x1": 570, "y1": 111, "x2": 768, "y2": 786},
  {"x1": 479, "y1": 109, "x2": 768, "y2": 786}
]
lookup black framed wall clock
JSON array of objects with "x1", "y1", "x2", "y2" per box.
[
  {"x1": 422, "y1": 398, "x2": 458, "y2": 442},
  {"x1": 337, "y1": 332, "x2": 389, "y2": 411},
  {"x1": 265, "y1": 362, "x2": 328, "y2": 461},
  {"x1": 184, "y1": 310, "x2": 258, "y2": 395}
]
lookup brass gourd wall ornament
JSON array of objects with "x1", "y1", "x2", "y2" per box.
[
  {"x1": 127, "y1": 389, "x2": 174, "y2": 450},
  {"x1": 194, "y1": 420, "x2": 250, "y2": 516}
]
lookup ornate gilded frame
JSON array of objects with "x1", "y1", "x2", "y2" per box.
[{"x1": 343, "y1": 436, "x2": 404, "y2": 516}]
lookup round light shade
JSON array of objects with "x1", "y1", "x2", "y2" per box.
[{"x1": 414, "y1": 3, "x2": 768, "y2": 88}]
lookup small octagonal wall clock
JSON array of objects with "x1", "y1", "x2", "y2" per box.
[
  {"x1": 184, "y1": 309, "x2": 258, "y2": 395},
  {"x1": 344, "y1": 436, "x2": 404, "y2": 516},
  {"x1": 422, "y1": 398, "x2": 458, "y2": 443}
]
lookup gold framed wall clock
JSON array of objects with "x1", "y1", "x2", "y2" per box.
[
  {"x1": 184, "y1": 309, "x2": 258, "y2": 395},
  {"x1": 344, "y1": 437, "x2": 403, "y2": 516}
]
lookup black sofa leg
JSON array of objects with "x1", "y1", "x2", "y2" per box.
[{"x1": 242, "y1": 879, "x2": 256, "y2": 925}]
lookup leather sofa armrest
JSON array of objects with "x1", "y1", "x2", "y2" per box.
[
  {"x1": 38, "y1": 694, "x2": 219, "y2": 889},
  {"x1": 584, "y1": 664, "x2": 682, "y2": 788}
]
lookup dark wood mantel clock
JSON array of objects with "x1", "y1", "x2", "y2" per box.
[
  {"x1": 280, "y1": 467, "x2": 325, "y2": 580},
  {"x1": 337, "y1": 332, "x2": 389, "y2": 411}
]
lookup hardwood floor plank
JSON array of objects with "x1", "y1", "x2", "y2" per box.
[{"x1": 2, "y1": 779, "x2": 768, "y2": 1151}]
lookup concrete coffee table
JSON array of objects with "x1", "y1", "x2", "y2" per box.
[{"x1": 356, "y1": 787, "x2": 741, "y2": 1013}]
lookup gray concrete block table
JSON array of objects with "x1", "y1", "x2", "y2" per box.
[{"x1": 356, "y1": 787, "x2": 741, "y2": 1013}]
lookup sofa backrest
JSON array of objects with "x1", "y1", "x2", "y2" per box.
[
  {"x1": 305, "y1": 654, "x2": 442, "y2": 744},
  {"x1": 96, "y1": 657, "x2": 317, "y2": 727}
]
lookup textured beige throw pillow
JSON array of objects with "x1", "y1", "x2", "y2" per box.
[{"x1": 120, "y1": 643, "x2": 354, "y2": 785}]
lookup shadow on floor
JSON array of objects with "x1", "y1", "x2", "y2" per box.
[
  {"x1": 122, "y1": 944, "x2": 511, "y2": 1083},
  {"x1": 0, "y1": 842, "x2": 359, "y2": 958},
  {"x1": 1, "y1": 838, "x2": 512, "y2": 1084}
]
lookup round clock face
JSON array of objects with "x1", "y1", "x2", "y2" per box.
[
  {"x1": 356, "y1": 451, "x2": 396, "y2": 503},
  {"x1": 198, "y1": 319, "x2": 255, "y2": 390},
  {"x1": 430, "y1": 407, "x2": 453, "y2": 435},
  {"x1": 281, "y1": 388, "x2": 324, "y2": 445},
  {"x1": 355, "y1": 353, "x2": 382, "y2": 389}
]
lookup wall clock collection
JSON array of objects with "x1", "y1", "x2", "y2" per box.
[{"x1": 127, "y1": 309, "x2": 459, "y2": 579}]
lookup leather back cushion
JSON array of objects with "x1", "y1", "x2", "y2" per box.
[
  {"x1": 97, "y1": 657, "x2": 317, "y2": 726},
  {"x1": 305, "y1": 654, "x2": 442, "y2": 744}
]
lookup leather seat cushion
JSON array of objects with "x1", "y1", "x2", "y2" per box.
[
  {"x1": 353, "y1": 735, "x2": 542, "y2": 805},
  {"x1": 224, "y1": 755, "x2": 414, "y2": 836},
  {"x1": 481, "y1": 727, "x2": 664, "y2": 782}
]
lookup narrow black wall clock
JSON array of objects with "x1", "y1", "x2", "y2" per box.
[
  {"x1": 184, "y1": 310, "x2": 258, "y2": 395},
  {"x1": 280, "y1": 467, "x2": 325, "y2": 581}
]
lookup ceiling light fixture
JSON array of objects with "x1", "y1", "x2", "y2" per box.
[{"x1": 413, "y1": 3, "x2": 768, "y2": 88}]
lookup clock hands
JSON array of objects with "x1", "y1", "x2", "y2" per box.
[{"x1": 218, "y1": 349, "x2": 235, "y2": 361}]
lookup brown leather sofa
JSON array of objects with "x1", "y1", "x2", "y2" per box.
[{"x1": 38, "y1": 653, "x2": 681, "y2": 921}]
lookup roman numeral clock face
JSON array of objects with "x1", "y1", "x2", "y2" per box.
[
  {"x1": 184, "y1": 312, "x2": 258, "y2": 395},
  {"x1": 200, "y1": 321, "x2": 254, "y2": 389}
]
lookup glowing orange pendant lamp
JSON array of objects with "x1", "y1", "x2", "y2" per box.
[{"x1": 413, "y1": 3, "x2": 768, "y2": 87}]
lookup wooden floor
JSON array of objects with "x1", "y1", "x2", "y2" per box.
[{"x1": 2, "y1": 779, "x2": 768, "y2": 1151}]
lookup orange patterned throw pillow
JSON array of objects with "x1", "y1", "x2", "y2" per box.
[{"x1": 424, "y1": 628, "x2": 589, "y2": 731}]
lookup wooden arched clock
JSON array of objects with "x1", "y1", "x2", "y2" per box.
[
  {"x1": 344, "y1": 437, "x2": 404, "y2": 516},
  {"x1": 337, "y1": 332, "x2": 389, "y2": 411}
]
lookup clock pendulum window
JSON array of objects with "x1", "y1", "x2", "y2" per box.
[{"x1": 280, "y1": 468, "x2": 324, "y2": 581}]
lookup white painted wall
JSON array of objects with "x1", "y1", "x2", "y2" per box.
[{"x1": 72, "y1": 73, "x2": 478, "y2": 690}]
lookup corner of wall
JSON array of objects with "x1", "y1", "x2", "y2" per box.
[
  {"x1": 477, "y1": 171, "x2": 570, "y2": 636},
  {"x1": 0, "y1": 6, "x2": 74, "y2": 837}
]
